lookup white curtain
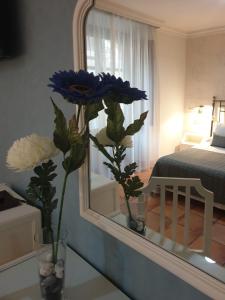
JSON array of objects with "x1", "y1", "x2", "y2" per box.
[{"x1": 86, "y1": 8, "x2": 158, "y2": 177}]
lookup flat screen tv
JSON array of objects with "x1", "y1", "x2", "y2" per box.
[{"x1": 0, "y1": 0, "x2": 21, "y2": 59}]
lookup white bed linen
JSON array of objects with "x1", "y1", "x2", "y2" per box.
[{"x1": 194, "y1": 140, "x2": 225, "y2": 154}]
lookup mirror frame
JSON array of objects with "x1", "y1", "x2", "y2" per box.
[{"x1": 73, "y1": 1, "x2": 225, "y2": 298}]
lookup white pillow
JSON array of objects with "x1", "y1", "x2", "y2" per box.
[{"x1": 214, "y1": 123, "x2": 225, "y2": 137}]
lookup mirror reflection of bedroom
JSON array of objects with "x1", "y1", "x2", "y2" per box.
[{"x1": 86, "y1": 0, "x2": 225, "y2": 277}]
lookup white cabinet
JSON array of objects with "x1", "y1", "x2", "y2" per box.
[{"x1": 0, "y1": 184, "x2": 42, "y2": 267}]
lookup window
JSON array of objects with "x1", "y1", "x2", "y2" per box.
[{"x1": 86, "y1": 8, "x2": 157, "y2": 176}]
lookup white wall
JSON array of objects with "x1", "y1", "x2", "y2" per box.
[
  {"x1": 185, "y1": 33, "x2": 225, "y2": 109},
  {"x1": 154, "y1": 31, "x2": 225, "y2": 156},
  {"x1": 183, "y1": 33, "x2": 225, "y2": 135},
  {"x1": 156, "y1": 30, "x2": 186, "y2": 157}
]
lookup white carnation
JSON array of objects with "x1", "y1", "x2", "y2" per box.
[
  {"x1": 6, "y1": 134, "x2": 59, "y2": 172},
  {"x1": 121, "y1": 135, "x2": 133, "y2": 148},
  {"x1": 95, "y1": 127, "x2": 133, "y2": 148}
]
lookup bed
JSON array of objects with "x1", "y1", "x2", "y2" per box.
[{"x1": 151, "y1": 97, "x2": 225, "y2": 209}]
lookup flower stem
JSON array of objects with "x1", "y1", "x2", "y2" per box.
[
  {"x1": 124, "y1": 194, "x2": 132, "y2": 220},
  {"x1": 89, "y1": 133, "x2": 114, "y2": 163},
  {"x1": 75, "y1": 104, "x2": 82, "y2": 131},
  {"x1": 113, "y1": 146, "x2": 133, "y2": 220},
  {"x1": 90, "y1": 137, "x2": 133, "y2": 220},
  {"x1": 50, "y1": 229, "x2": 55, "y2": 263},
  {"x1": 54, "y1": 172, "x2": 68, "y2": 262}
]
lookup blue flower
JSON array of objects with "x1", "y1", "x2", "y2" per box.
[
  {"x1": 100, "y1": 73, "x2": 148, "y2": 104},
  {"x1": 48, "y1": 70, "x2": 106, "y2": 105}
]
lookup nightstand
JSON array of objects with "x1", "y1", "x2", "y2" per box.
[
  {"x1": 0, "y1": 184, "x2": 41, "y2": 266},
  {"x1": 176, "y1": 132, "x2": 204, "y2": 152},
  {"x1": 177, "y1": 142, "x2": 196, "y2": 151}
]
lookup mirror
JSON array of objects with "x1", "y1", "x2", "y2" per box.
[{"x1": 74, "y1": 0, "x2": 225, "y2": 297}]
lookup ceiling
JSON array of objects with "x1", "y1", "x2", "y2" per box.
[{"x1": 109, "y1": 0, "x2": 225, "y2": 33}]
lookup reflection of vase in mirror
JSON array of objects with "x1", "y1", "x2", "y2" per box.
[
  {"x1": 126, "y1": 195, "x2": 146, "y2": 235},
  {"x1": 84, "y1": 0, "x2": 225, "y2": 287},
  {"x1": 89, "y1": 106, "x2": 148, "y2": 234}
]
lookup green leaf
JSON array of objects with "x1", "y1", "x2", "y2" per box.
[
  {"x1": 62, "y1": 133, "x2": 88, "y2": 174},
  {"x1": 125, "y1": 111, "x2": 148, "y2": 136},
  {"x1": 85, "y1": 102, "x2": 104, "y2": 122},
  {"x1": 105, "y1": 101, "x2": 125, "y2": 143},
  {"x1": 124, "y1": 162, "x2": 138, "y2": 176},
  {"x1": 51, "y1": 99, "x2": 70, "y2": 154},
  {"x1": 26, "y1": 160, "x2": 58, "y2": 243},
  {"x1": 33, "y1": 165, "x2": 43, "y2": 176},
  {"x1": 26, "y1": 160, "x2": 57, "y2": 200},
  {"x1": 113, "y1": 146, "x2": 126, "y2": 165},
  {"x1": 104, "y1": 162, "x2": 125, "y2": 183},
  {"x1": 126, "y1": 176, "x2": 144, "y2": 197},
  {"x1": 46, "y1": 165, "x2": 57, "y2": 173},
  {"x1": 47, "y1": 173, "x2": 57, "y2": 181},
  {"x1": 50, "y1": 199, "x2": 58, "y2": 211},
  {"x1": 89, "y1": 134, "x2": 114, "y2": 164},
  {"x1": 30, "y1": 176, "x2": 41, "y2": 185},
  {"x1": 26, "y1": 184, "x2": 41, "y2": 203},
  {"x1": 42, "y1": 160, "x2": 57, "y2": 173}
]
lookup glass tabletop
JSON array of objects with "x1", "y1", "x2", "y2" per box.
[{"x1": 0, "y1": 246, "x2": 130, "y2": 300}]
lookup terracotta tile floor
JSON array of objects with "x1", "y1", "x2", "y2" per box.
[
  {"x1": 164, "y1": 224, "x2": 198, "y2": 245},
  {"x1": 145, "y1": 211, "x2": 171, "y2": 232},
  {"x1": 191, "y1": 237, "x2": 225, "y2": 265},
  {"x1": 120, "y1": 168, "x2": 225, "y2": 266}
]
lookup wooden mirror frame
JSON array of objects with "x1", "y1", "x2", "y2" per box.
[{"x1": 73, "y1": 1, "x2": 225, "y2": 298}]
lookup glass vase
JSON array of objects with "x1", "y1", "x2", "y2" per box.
[
  {"x1": 127, "y1": 215, "x2": 146, "y2": 234},
  {"x1": 125, "y1": 196, "x2": 146, "y2": 235},
  {"x1": 37, "y1": 239, "x2": 67, "y2": 300}
]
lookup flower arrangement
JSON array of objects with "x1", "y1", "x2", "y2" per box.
[
  {"x1": 6, "y1": 70, "x2": 148, "y2": 299},
  {"x1": 7, "y1": 134, "x2": 59, "y2": 244},
  {"x1": 7, "y1": 70, "x2": 107, "y2": 258},
  {"x1": 90, "y1": 74, "x2": 149, "y2": 233}
]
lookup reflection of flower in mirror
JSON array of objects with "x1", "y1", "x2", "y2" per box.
[
  {"x1": 6, "y1": 134, "x2": 59, "y2": 172},
  {"x1": 48, "y1": 70, "x2": 107, "y2": 105},
  {"x1": 95, "y1": 127, "x2": 133, "y2": 148},
  {"x1": 100, "y1": 73, "x2": 147, "y2": 104}
]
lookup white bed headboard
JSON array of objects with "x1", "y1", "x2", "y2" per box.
[{"x1": 210, "y1": 96, "x2": 225, "y2": 136}]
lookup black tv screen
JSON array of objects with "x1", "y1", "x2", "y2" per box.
[{"x1": 0, "y1": 0, "x2": 21, "y2": 59}]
